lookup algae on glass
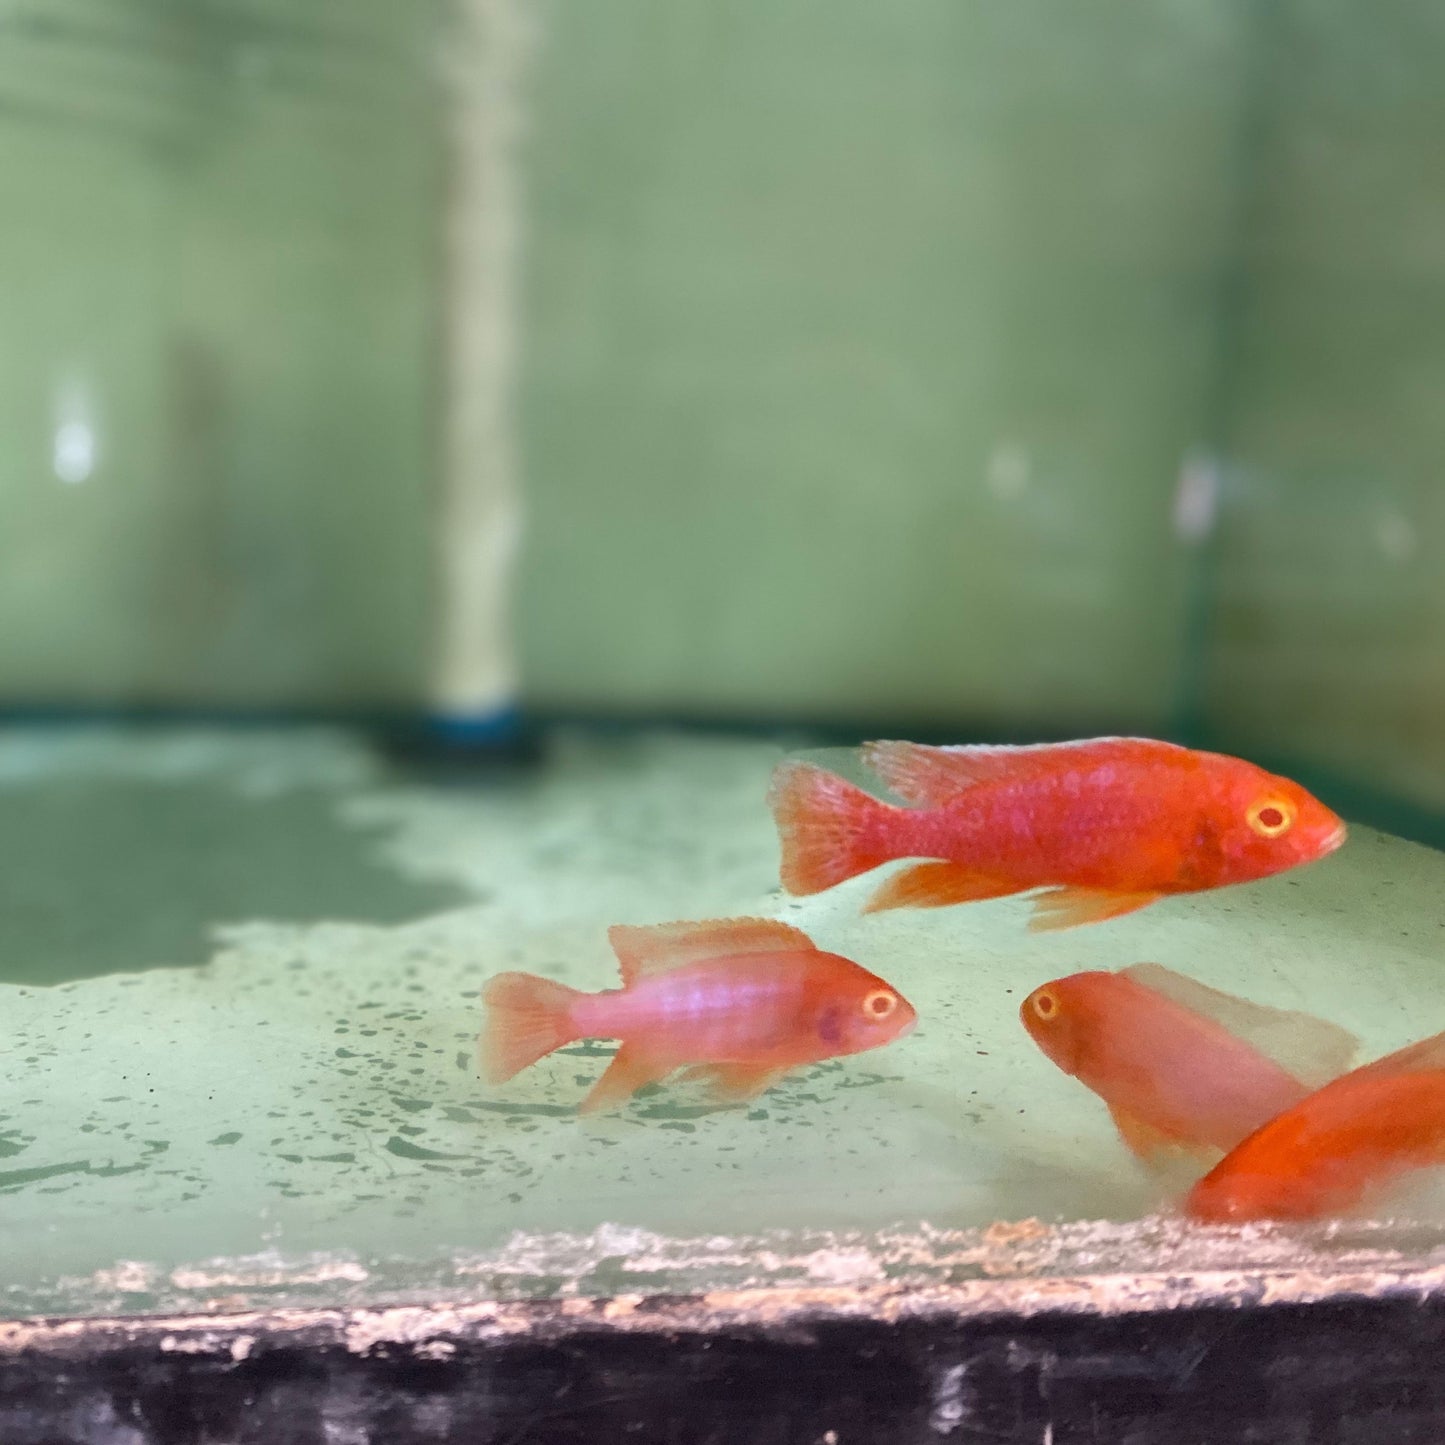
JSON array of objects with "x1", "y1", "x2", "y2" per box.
[{"x1": 1, "y1": 728, "x2": 1440, "y2": 1317}]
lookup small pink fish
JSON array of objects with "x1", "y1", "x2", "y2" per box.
[
  {"x1": 1020, "y1": 964, "x2": 1357, "y2": 1162},
  {"x1": 769, "y1": 737, "x2": 1346, "y2": 929},
  {"x1": 478, "y1": 917, "x2": 916, "y2": 1113}
]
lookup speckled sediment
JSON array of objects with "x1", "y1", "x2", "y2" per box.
[{"x1": 2, "y1": 727, "x2": 1442, "y2": 1321}]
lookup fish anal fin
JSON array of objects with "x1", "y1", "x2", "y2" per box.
[
  {"x1": 1122, "y1": 962, "x2": 1359, "y2": 1089},
  {"x1": 577, "y1": 1043, "x2": 671, "y2": 1114},
  {"x1": 863, "y1": 862, "x2": 1019, "y2": 913},
  {"x1": 1028, "y1": 887, "x2": 1161, "y2": 932},
  {"x1": 681, "y1": 1062, "x2": 791, "y2": 1105},
  {"x1": 861, "y1": 737, "x2": 1179, "y2": 806},
  {"x1": 607, "y1": 917, "x2": 815, "y2": 987},
  {"x1": 1107, "y1": 1103, "x2": 1218, "y2": 1174},
  {"x1": 1107, "y1": 1103, "x2": 1179, "y2": 1162}
]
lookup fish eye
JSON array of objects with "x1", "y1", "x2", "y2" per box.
[
  {"x1": 1247, "y1": 796, "x2": 1296, "y2": 838},
  {"x1": 862, "y1": 989, "x2": 897, "y2": 1019},
  {"x1": 1031, "y1": 991, "x2": 1058, "y2": 1021}
]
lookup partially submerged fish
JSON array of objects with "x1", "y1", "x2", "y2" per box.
[
  {"x1": 1020, "y1": 964, "x2": 1357, "y2": 1162},
  {"x1": 769, "y1": 737, "x2": 1346, "y2": 929},
  {"x1": 1186, "y1": 1031, "x2": 1445, "y2": 1223},
  {"x1": 479, "y1": 917, "x2": 917, "y2": 1113}
]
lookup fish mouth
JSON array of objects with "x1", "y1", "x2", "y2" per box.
[{"x1": 1322, "y1": 822, "x2": 1348, "y2": 854}]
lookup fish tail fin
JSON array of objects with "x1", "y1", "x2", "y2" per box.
[
  {"x1": 767, "y1": 761, "x2": 900, "y2": 895},
  {"x1": 478, "y1": 972, "x2": 582, "y2": 1085}
]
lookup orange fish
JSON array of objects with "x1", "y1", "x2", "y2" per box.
[
  {"x1": 769, "y1": 737, "x2": 1346, "y2": 929},
  {"x1": 1020, "y1": 964, "x2": 1357, "y2": 1162},
  {"x1": 478, "y1": 917, "x2": 916, "y2": 1113},
  {"x1": 1186, "y1": 1032, "x2": 1445, "y2": 1223}
]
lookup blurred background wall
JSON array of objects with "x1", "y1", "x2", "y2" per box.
[
  {"x1": 0, "y1": 0, "x2": 1441, "y2": 807},
  {"x1": 1199, "y1": 0, "x2": 1445, "y2": 807},
  {"x1": 518, "y1": 0, "x2": 1255, "y2": 734},
  {"x1": 0, "y1": 2, "x2": 443, "y2": 706}
]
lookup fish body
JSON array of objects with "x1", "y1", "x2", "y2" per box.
[
  {"x1": 769, "y1": 737, "x2": 1346, "y2": 928},
  {"x1": 574, "y1": 952, "x2": 872, "y2": 1064},
  {"x1": 1020, "y1": 965, "x2": 1357, "y2": 1161},
  {"x1": 1186, "y1": 1034, "x2": 1445, "y2": 1223},
  {"x1": 479, "y1": 917, "x2": 915, "y2": 1112}
]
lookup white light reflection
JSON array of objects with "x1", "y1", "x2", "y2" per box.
[
  {"x1": 1376, "y1": 508, "x2": 1417, "y2": 563},
  {"x1": 985, "y1": 441, "x2": 1030, "y2": 500},
  {"x1": 52, "y1": 380, "x2": 98, "y2": 484},
  {"x1": 53, "y1": 421, "x2": 96, "y2": 484},
  {"x1": 1173, "y1": 452, "x2": 1220, "y2": 544}
]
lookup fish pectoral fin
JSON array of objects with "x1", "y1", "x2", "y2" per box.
[
  {"x1": 577, "y1": 1043, "x2": 671, "y2": 1115},
  {"x1": 1106, "y1": 1104, "x2": 1217, "y2": 1172},
  {"x1": 863, "y1": 862, "x2": 1019, "y2": 913},
  {"x1": 1027, "y1": 887, "x2": 1161, "y2": 931},
  {"x1": 608, "y1": 917, "x2": 815, "y2": 986},
  {"x1": 682, "y1": 1062, "x2": 791, "y2": 1105}
]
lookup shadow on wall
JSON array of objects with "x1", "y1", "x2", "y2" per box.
[{"x1": 0, "y1": 779, "x2": 471, "y2": 986}]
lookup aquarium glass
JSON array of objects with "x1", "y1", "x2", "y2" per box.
[
  {"x1": 0, "y1": 0, "x2": 1443, "y2": 1337},
  {"x1": 3, "y1": 728, "x2": 1443, "y2": 1318}
]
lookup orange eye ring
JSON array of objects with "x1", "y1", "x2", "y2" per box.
[
  {"x1": 863, "y1": 989, "x2": 897, "y2": 1019},
  {"x1": 1247, "y1": 796, "x2": 1296, "y2": 838},
  {"x1": 1032, "y1": 991, "x2": 1058, "y2": 1021}
]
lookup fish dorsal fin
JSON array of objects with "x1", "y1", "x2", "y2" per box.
[
  {"x1": 1352, "y1": 1029, "x2": 1445, "y2": 1082},
  {"x1": 860, "y1": 737, "x2": 1181, "y2": 807},
  {"x1": 607, "y1": 917, "x2": 816, "y2": 987},
  {"x1": 1123, "y1": 963, "x2": 1358, "y2": 1089}
]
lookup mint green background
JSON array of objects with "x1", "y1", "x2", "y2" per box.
[
  {"x1": 1201, "y1": 0, "x2": 1445, "y2": 805},
  {"x1": 0, "y1": 2, "x2": 1441, "y2": 802},
  {"x1": 0, "y1": 3, "x2": 442, "y2": 706},
  {"x1": 518, "y1": 0, "x2": 1256, "y2": 728}
]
